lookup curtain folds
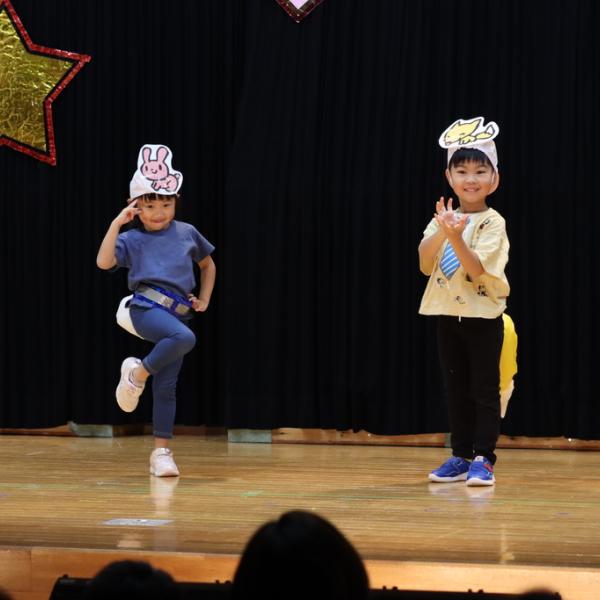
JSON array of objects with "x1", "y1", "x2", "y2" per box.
[{"x1": 1, "y1": 0, "x2": 598, "y2": 438}]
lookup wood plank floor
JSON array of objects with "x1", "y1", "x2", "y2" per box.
[{"x1": 0, "y1": 434, "x2": 599, "y2": 599}]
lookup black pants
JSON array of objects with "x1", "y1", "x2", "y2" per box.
[{"x1": 437, "y1": 315, "x2": 504, "y2": 465}]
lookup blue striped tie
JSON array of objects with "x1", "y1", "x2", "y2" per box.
[{"x1": 440, "y1": 243, "x2": 460, "y2": 279}]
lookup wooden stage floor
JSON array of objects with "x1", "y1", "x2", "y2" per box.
[{"x1": 1, "y1": 434, "x2": 599, "y2": 599}]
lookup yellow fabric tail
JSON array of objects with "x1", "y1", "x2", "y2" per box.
[{"x1": 500, "y1": 313, "x2": 518, "y2": 418}]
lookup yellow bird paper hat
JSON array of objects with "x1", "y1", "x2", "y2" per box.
[{"x1": 438, "y1": 117, "x2": 499, "y2": 172}]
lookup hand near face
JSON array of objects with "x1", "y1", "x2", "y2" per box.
[{"x1": 114, "y1": 199, "x2": 141, "y2": 227}]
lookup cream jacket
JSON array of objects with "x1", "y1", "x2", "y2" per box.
[{"x1": 418, "y1": 207, "x2": 510, "y2": 319}]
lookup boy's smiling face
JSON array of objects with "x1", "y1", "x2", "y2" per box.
[{"x1": 445, "y1": 160, "x2": 499, "y2": 213}]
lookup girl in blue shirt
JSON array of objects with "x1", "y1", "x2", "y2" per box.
[{"x1": 97, "y1": 144, "x2": 216, "y2": 477}]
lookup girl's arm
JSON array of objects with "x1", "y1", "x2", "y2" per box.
[
  {"x1": 96, "y1": 201, "x2": 140, "y2": 269},
  {"x1": 96, "y1": 221, "x2": 121, "y2": 269},
  {"x1": 189, "y1": 255, "x2": 216, "y2": 312}
]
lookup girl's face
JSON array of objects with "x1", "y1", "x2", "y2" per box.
[
  {"x1": 137, "y1": 196, "x2": 176, "y2": 231},
  {"x1": 445, "y1": 161, "x2": 499, "y2": 212}
]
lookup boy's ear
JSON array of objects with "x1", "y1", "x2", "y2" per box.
[
  {"x1": 489, "y1": 170, "x2": 500, "y2": 194},
  {"x1": 445, "y1": 168, "x2": 454, "y2": 187}
]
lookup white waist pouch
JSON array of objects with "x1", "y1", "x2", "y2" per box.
[{"x1": 116, "y1": 295, "x2": 144, "y2": 339}]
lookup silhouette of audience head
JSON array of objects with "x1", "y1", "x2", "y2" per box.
[
  {"x1": 83, "y1": 560, "x2": 180, "y2": 600},
  {"x1": 232, "y1": 510, "x2": 369, "y2": 600}
]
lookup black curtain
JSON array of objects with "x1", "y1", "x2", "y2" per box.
[{"x1": 1, "y1": 0, "x2": 598, "y2": 438}]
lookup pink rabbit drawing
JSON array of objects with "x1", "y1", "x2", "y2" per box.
[{"x1": 141, "y1": 146, "x2": 181, "y2": 192}]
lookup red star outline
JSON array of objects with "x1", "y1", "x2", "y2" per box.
[
  {"x1": 276, "y1": 0, "x2": 325, "y2": 23},
  {"x1": 0, "y1": 0, "x2": 91, "y2": 166}
]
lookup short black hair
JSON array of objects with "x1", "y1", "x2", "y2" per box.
[
  {"x1": 83, "y1": 560, "x2": 180, "y2": 600},
  {"x1": 232, "y1": 510, "x2": 369, "y2": 600},
  {"x1": 134, "y1": 193, "x2": 178, "y2": 202},
  {"x1": 448, "y1": 147, "x2": 494, "y2": 170}
]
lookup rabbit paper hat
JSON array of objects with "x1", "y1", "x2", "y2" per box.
[
  {"x1": 438, "y1": 117, "x2": 499, "y2": 172},
  {"x1": 129, "y1": 144, "x2": 183, "y2": 200}
]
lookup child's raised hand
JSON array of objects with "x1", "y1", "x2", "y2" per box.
[
  {"x1": 435, "y1": 196, "x2": 450, "y2": 217},
  {"x1": 114, "y1": 199, "x2": 141, "y2": 226},
  {"x1": 434, "y1": 196, "x2": 469, "y2": 237},
  {"x1": 435, "y1": 196, "x2": 458, "y2": 224}
]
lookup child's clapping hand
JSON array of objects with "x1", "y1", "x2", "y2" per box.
[{"x1": 434, "y1": 197, "x2": 469, "y2": 237}]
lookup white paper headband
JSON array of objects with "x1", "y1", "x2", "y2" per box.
[
  {"x1": 129, "y1": 144, "x2": 183, "y2": 200},
  {"x1": 438, "y1": 117, "x2": 499, "y2": 172}
]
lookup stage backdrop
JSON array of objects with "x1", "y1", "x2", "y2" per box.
[{"x1": 1, "y1": 0, "x2": 598, "y2": 438}]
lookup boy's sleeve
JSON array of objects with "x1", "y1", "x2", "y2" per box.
[
  {"x1": 419, "y1": 218, "x2": 440, "y2": 276},
  {"x1": 422, "y1": 218, "x2": 439, "y2": 239},
  {"x1": 471, "y1": 217, "x2": 510, "y2": 299}
]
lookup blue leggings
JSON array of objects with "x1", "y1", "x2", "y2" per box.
[{"x1": 130, "y1": 306, "x2": 196, "y2": 439}]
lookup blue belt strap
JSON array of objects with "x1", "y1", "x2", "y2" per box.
[{"x1": 133, "y1": 283, "x2": 192, "y2": 317}]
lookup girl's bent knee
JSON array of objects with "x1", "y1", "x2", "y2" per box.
[{"x1": 176, "y1": 328, "x2": 196, "y2": 354}]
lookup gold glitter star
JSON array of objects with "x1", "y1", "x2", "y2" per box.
[{"x1": 0, "y1": 0, "x2": 90, "y2": 165}]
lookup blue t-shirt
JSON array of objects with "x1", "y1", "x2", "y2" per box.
[{"x1": 115, "y1": 220, "x2": 214, "y2": 310}]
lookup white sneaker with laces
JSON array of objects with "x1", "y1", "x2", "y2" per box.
[
  {"x1": 115, "y1": 357, "x2": 144, "y2": 412},
  {"x1": 150, "y1": 448, "x2": 180, "y2": 477}
]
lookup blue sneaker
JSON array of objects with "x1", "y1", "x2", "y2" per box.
[
  {"x1": 429, "y1": 456, "x2": 470, "y2": 482},
  {"x1": 466, "y1": 456, "x2": 495, "y2": 486}
]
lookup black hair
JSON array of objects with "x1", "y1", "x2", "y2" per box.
[
  {"x1": 448, "y1": 147, "x2": 495, "y2": 170},
  {"x1": 133, "y1": 192, "x2": 179, "y2": 203},
  {"x1": 232, "y1": 510, "x2": 369, "y2": 600},
  {"x1": 83, "y1": 560, "x2": 180, "y2": 600}
]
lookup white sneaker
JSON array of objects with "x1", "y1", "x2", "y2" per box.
[
  {"x1": 115, "y1": 357, "x2": 144, "y2": 412},
  {"x1": 150, "y1": 448, "x2": 180, "y2": 477}
]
